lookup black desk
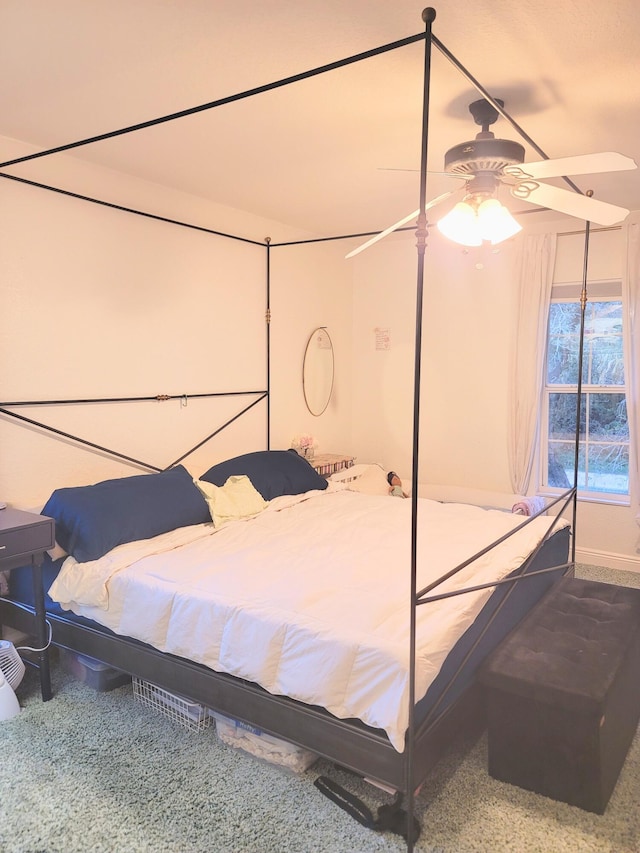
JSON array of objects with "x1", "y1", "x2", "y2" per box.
[{"x1": 0, "y1": 507, "x2": 55, "y2": 701}]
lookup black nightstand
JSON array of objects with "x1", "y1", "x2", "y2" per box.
[{"x1": 0, "y1": 507, "x2": 55, "y2": 701}]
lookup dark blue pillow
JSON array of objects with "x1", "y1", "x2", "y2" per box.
[
  {"x1": 199, "y1": 450, "x2": 327, "y2": 501},
  {"x1": 42, "y1": 464, "x2": 210, "y2": 563}
]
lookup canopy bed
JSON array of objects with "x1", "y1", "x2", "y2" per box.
[
  {"x1": 3, "y1": 456, "x2": 572, "y2": 848},
  {"x1": 0, "y1": 8, "x2": 597, "y2": 851}
]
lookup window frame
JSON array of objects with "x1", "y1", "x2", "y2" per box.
[{"x1": 539, "y1": 282, "x2": 630, "y2": 506}]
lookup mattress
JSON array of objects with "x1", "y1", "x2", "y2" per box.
[{"x1": 46, "y1": 483, "x2": 569, "y2": 751}]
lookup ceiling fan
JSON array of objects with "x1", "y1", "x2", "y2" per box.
[{"x1": 346, "y1": 98, "x2": 637, "y2": 257}]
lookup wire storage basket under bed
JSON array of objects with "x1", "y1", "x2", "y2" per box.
[{"x1": 132, "y1": 677, "x2": 211, "y2": 732}]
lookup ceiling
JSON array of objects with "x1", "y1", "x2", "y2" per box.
[{"x1": 2, "y1": 0, "x2": 640, "y2": 240}]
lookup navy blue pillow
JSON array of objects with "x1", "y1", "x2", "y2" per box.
[
  {"x1": 42, "y1": 464, "x2": 210, "y2": 563},
  {"x1": 199, "y1": 450, "x2": 327, "y2": 501}
]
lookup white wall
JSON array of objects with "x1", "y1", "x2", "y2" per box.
[
  {"x1": 269, "y1": 242, "x2": 353, "y2": 456},
  {"x1": 0, "y1": 137, "x2": 353, "y2": 507},
  {"x1": 350, "y1": 227, "x2": 520, "y2": 488},
  {"x1": 350, "y1": 217, "x2": 640, "y2": 572}
]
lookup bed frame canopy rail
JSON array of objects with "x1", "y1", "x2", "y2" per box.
[
  {"x1": 0, "y1": 7, "x2": 594, "y2": 852},
  {"x1": 0, "y1": 390, "x2": 270, "y2": 475},
  {"x1": 0, "y1": 166, "x2": 273, "y2": 473}
]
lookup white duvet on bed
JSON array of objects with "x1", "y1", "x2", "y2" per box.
[{"x1": 49, "y1": 484, "x2": 568, "y2": 751}]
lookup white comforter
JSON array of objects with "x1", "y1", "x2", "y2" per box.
[{"x1": 49, "y1": 485, "x2": 567, "y2": 751}]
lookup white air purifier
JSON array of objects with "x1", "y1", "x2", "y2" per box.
[
  {"x1": 0, "y1": 670, "x2": 20, "y2": 720},
  {"x1": 0, "y1": 640, "x2": 25, "y2": 721},
  {"x1": 0, "y1": 639, "x2": 26, "y2": 691}
]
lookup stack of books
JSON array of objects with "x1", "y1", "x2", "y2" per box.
[{"x1": 310, "y1": 454, "x2": 355, "y2": 477}]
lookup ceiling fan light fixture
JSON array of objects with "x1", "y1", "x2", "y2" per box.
[
  {"x1": 437, "y1": 197, "x2": 521, "y2": 247},
  {"x1": 476, "y1": 198, "x2": 522, "y2": 244},
  {"x1": 436, "y1": 201, "x2": 482, "y2": 247}
]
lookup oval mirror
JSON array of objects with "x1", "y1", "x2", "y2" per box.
[{"x1": 303, "y1": 327, "x2": 334, "y2": 416}]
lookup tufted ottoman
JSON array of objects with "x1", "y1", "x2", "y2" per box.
[{"x1": 479, "y1": 576, "x2": 640, "y2": 813}]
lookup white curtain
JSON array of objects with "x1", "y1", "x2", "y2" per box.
[
  {"x1": 622, "y1": 217, "x2": 640, "y2": 526},
  {"x1": 508, "y1": 233, "x2": 557, "y2": 495}
]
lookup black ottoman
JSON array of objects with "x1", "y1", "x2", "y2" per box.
[{"x1": 479, "y1": 576, "x2": 640, "y2": 813}]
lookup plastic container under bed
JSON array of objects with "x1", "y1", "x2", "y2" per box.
[
  {"x1": 210, "y1": 710, "x2": 318, "y2": 773},
  {"x1": 59, "y1": 649, "x2": 131, "y2": 692}
]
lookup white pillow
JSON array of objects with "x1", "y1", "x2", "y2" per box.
[
  {"x1": 345, "y1": 464, "x2": 391, "y2": 496},
  {"x1": 194, "y1": 475, "x2": 268, "y2": 527}
]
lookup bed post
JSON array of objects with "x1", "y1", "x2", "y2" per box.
[
  {"x1": 265, "y1": 236, "x2": 272, "y2": 450},
  {"x1": 571, "y1": 217, "x2": 591, "y2": 559},
  {"x1": 406, "y1": 8, "x2": 436, "y2": 852}
]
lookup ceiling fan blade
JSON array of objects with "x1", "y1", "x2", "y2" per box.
[
  {"x1": 345, "y1": 191, "x2": 456, "y2": 259},
  {"x1": 512, "y1": 181, "x2": 630, "y2": 226},
  {"x1": 505, "y1": 152, "x2": 637, "y2": 181},
  {"x1": 377, "y1": 168, "x2": 467, "y2": 178}
]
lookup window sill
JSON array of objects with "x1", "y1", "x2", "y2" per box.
[{"x1": 538, "y1": 488, "x2": 630, "y2": 508}]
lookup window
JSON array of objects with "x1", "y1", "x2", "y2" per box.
[{"x1": 541, "y1": 291, "x2": 629, "y2": 500}]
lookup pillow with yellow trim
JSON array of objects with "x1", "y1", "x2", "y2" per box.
[{"x1": 194, "y1": 475, "x2": 269, "y2": 527}]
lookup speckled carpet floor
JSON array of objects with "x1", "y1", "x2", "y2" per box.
[{"x1": 1, "y1": 565, "x2": 639, "y2": 853}]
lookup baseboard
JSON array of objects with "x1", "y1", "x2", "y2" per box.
[{"x1": 574, "y1": 547, "x2": 640, "y2": 574}]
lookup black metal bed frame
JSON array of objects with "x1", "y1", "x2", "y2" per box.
[{"x1": 0, "y1": 8, "x2": 593, "y2": 851}]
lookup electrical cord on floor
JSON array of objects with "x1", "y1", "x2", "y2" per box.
[{"x1": 0, "y1": 595, "x2": 53, "y2": 652}]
